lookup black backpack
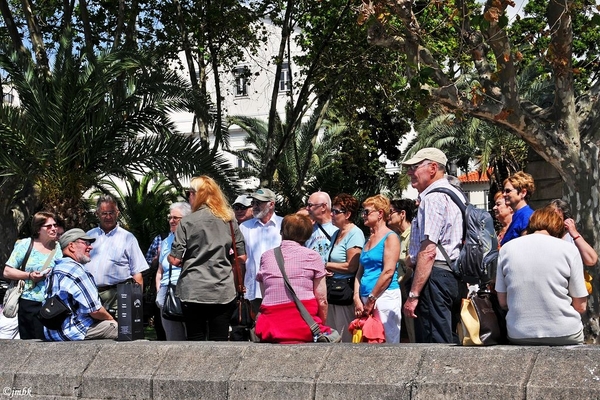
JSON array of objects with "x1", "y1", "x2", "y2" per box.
[{"x1": 428, "y1": 187, "x2": 499, "y2": 285}]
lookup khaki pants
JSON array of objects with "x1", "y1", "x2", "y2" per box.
[{"x1": 85, "y1": 320, "x2": 117, "y2": 340}]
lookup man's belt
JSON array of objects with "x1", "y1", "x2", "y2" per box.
[
  {"x1": 97, "y1": 278, "x2": 134, "y2": 292},
  {"x1": 433, "y1": 260, "x2": 453, "y2": 272}
]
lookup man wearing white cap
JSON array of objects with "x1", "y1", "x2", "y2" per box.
[
  {"x1": 401, "y1": 148, "x2": 464, "y2": 344},
  {"x1": 44, "y1": 228, "x2": 117, "y2": 341},
  {"x1": 239, "y1": 189, "x2": 283, "y2": 314},
  {"x1": 232, "y1": 195, "x2": 253, "y2": 224}
]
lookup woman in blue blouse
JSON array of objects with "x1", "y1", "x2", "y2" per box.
[
  {"x1": 354, "y1": 195, "x2": 401, "y2": 343},
  {"x1": 3, "y1": 212, "x2": 62, "y2": 339},
  {"x1": 325, "y1": 193, "x2": 365, "y2": 342},
  {"x1": 155, "y1": 202, "x2": 191, "y2": 340}
]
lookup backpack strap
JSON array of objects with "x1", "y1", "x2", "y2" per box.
[
  {"x1": 317, "y1": 224, "x2": 332, "y2": 241},
  {"x1": 426, "y1": 187, "x2": 467, "y2": 267}
]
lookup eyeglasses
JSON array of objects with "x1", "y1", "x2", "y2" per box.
[
  {"x1": 42, "y1": 223, "x2": 58, "y2": 229},
  {"x1": 405, "y1": 161, "x2": 431, "y2": 173},
  {"x1": 99, "y1": 211, "x2": 116, "y2": 217},
  {"x1": 389, "y1": 209, "x2": 399, "y2": 215},
  {"x1": 331, "y1": 208, "x2": 346, "y2": 215},
  {"x1": 361, "y1": 209, "x2": 379, "y2": 217},
  {"x1": 233, "y1": 205, "x2": 251, "y2": 211},
  {"x1": 251, "y1": 200, "x2": 268, "y2": 207},
  {"x1": 503, "y1": 188, "x2": 517, "y2": 194},
  {"x1": 306, "y1": 202, "x2": 325, "y2": 208},
  {"x1": 185, "y1": 188, "x2": 196, "y2": 198},
  {"x1": 167, "y1": 215, "x2": 182, "y2": 221},
  {"x1": 75, "y1": 239, "x2": 93, "y2": 246}
]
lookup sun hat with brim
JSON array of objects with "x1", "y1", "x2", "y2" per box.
[
  {"x1": 59, "y1": 228, "x2": 96, "y2": 249},
  {"x1": 233, "y1": 195, "x2": 252, "y2": 207},
  {"x1": 402, "y1": 147, "x2": 448, "y2": 166},
  {"x1": 248, "y1": 188, "x2": 276, "y2": 202}
]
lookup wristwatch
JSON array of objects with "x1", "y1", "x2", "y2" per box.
[
  {"x1": 408, "y1": 291, "x2": 419, "y2": 299},
  {"x1": 367, "y1": 293, "x2": 378, "y2": 302}
]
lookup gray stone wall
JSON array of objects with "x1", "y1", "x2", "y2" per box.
[{"x1": 1, "y1": 340, "x2": 599, "y2": 399}]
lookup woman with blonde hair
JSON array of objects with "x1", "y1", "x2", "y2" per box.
[
  {"x1": 168, "y1": 176, "x2": 246, "y2": 341},
  {"x1": 354, "y1": 194, "x2": 402, "y2": 343}
]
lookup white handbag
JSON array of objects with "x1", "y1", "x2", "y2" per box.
[{"x1": 2, "y1": 280, "x2": 24, "y2": 318}]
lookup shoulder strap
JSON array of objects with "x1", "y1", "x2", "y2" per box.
[
  {"x1": 18, "y1": 238, "x2": 35, "y2": 272},
  {"x1": 317, "y1": 224, "x2": 332, "y2": 241},
  {"x1": 273, "y1": 246, "x2": 321, "y2": 340},
  {"x1": 229, "y1": 221, "x2": 245, "y2": 295},
  {"x1": 326, "y1": 230, "x2": 338, "y2": 262},
  {"x1": 427, "y1": 187, "x2": 467, "y2": 265},
  {"x1": 41, "y1": 248, "x2": 57, "y2": 271}
]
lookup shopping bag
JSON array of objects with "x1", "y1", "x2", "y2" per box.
[{"x1": 117, "y1": 282, "x2": 144, "y2": 341}]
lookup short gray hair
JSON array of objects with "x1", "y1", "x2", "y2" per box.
[
  {"x1": 96, "y1": 194, "x2": 118, "y2": 210},
  {"x1": 170, "y1": 201, "x2": 192, "y2": 217}
]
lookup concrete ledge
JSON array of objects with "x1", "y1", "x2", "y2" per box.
[{"x1": 1, "y1": 340, "x2": 599, "y2": 399}]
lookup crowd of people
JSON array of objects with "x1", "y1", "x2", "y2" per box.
[{"x1": 0, "y1": 148, "x2": 596, "y2": 345}]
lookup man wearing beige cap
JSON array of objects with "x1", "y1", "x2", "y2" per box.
[
  {"x1": 239, "y1": 189, "x2": 282, "y2": 314},
  {"x1": 401, "y1": 147, "x2": 464, "y2": 344},
  {"x1": 44, "y1": 228, "x2": 117, "y2": 341},
  {"x1": 232, "y1": 194, "x2": 253, "y2": 224}
]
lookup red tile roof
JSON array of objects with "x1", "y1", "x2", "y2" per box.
[{"x1": 458, "y1": 169, "x2": 492, "y2": 184}]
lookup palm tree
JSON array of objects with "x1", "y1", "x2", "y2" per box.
[
  {"x1": 0, "y1": 36, "x2": 239, "y2": 261},
  {"x1": 229, "y1": 102, "x2": 335, "y2": 214}
]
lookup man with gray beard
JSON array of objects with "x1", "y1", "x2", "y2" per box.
[
  {"x1": 43, "y1": 229, "x2": 117, "y2": 341},
  {"x1": 239, "y1": 189, "x2": 283, "y2": 313}
]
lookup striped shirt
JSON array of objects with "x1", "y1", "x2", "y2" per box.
[
  {"x1": 44, "y1": 257, "x2": 103, "y2": 341},
  {"x1": 85, "y1": 225, "x2": 148, "y2": 287},
  {"x1": 408, "y1": 179, "x2": 464, "y2": 263}
]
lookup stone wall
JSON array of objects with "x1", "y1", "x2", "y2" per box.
[{"x1": 1, "y1": 340, "x2": 599, "y2": 399}]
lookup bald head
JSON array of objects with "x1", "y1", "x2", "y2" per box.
[{"x1": 306, "y1": 191, "x2": 332, "y2": 224}]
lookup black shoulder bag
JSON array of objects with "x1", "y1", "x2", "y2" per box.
[{"x1": 37, "y1": 269, "x2": 72, "y2": 330}]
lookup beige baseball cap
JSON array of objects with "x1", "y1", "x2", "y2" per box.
[{"x1": 402, "y1": 147, "x2": 447, "y2": 166}]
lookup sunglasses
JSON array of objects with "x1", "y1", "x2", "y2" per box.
[
  {"x1": 331, "y1": 208, "x2": 346, "y2": 215},
  {"x1": 233, "y1": 205, "x2": 251, "y2": 211},
  {"x1": 167, "y1": 215, "x2": 182, "y2": 221},
  {"x1": 503, "y1": 188, "x2": 517, "y2": 194},
  {"x1": 405, "y1": 161, "x2": 431, "y2": 173},
  {"x1": 184, "y1": 188, "x2": 196, "y2": 197},
  {"x1": 42, "y1": 223, "x2": 58, "y2": 229},
  {"x1": 306, "y1": 202, "x2": 325, "y2": 208},
  {"x1": 361, "y1": 209, "x2": 378, "y2": 217}
]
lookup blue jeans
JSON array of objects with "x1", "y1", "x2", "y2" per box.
[{"x1": 413, "y1": 267, "x2": 461, "y2": 344}]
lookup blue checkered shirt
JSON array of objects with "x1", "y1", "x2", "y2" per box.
[{"x1": 44, "y1": 257, "x2": 103, "y2": 341}]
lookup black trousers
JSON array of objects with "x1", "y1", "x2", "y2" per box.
[
  {"x1": 18, "y1": 298, "x2": 45, "y2": 340},
  {"x1": 413, "y1": 267, "x2": 462, "y2": 344},
  {"x1": 182, "y1": 300, "x2": 236, "y2": 341}
]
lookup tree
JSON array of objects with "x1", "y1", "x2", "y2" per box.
[
  {"x1": 0, "y1": 37, "x2": 238, "y2": 261},
  {"x1": 362, "y1": 0, "x2": 600, "y2": 338}
]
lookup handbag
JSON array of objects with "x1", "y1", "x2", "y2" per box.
[
  {"x1": 161, "y1": 264, "x2": 184, "y2": 321},
  {"x1": 325, "y1": 233, "x2": 355, "y2": 305},
  {"x1": 37, "y1": 270, "x2": 72, "y2": 330},
  {"x1": 460, "y1": 286, "x2": 503, "y2": 346},
  {"x1": 273, "y1": 247, "x2": 341, "y2": 343},
  {"x1": 229, "y1": 222, "x2": 256, "y2": 332},
  {"x1": 2, "y1": 238, "x2": 34, "y2": 318},
  {"x1": 326, "y1": 276, "x2": 354, "y2": 305}
]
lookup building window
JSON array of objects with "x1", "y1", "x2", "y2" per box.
[
  {"x1": 237, "y1": 149, "x2": 250, "y2": 169},
  {"x1": 234, "y1": 66, "x2": 249, "y2": 97},
  {"x1": 2, "y1": 93, "x2": 14, "y2": 104},
  {"x1": 279, "y1": 62, "x2": 290, "y2": 92}
]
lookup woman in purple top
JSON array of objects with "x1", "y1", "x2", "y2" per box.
[{"x1": 501, "y1": 171, "x2": 535, "y2": 245}]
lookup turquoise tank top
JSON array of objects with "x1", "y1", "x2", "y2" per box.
[{"x1": 359, "y1": 231, "x2": 399, "y2": 297}]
